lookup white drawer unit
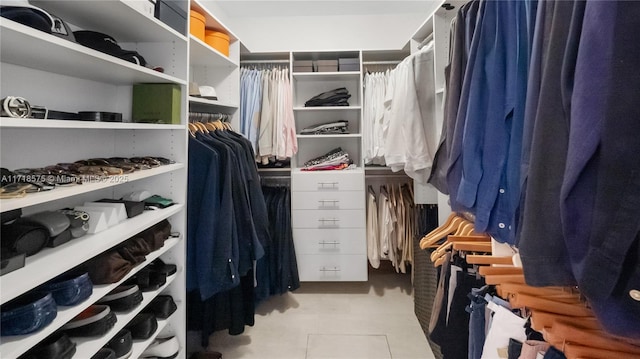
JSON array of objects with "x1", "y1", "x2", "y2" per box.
[
  {"x1": 292, "y1": 171, "x2": 365, "y2": 192},
  {"x1": 296, "y1": 254, "x2": 368, "y2": 281},
  {"x1": 293, "y1": 228, "x2": 366, "y2": 255},
  {"x1": 291, "y1": 190, "x2": 365, "y2": 210},
  {"x1": 292, "y1": 209, "x2": 366, "y2": 229}
]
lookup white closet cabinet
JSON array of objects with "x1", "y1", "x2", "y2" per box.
[
  {"x1": 0, "y1": 3, "x2": 188, "y2": 358},
  {"x1": 290, "y1": 51, "x2": 367, "y2": 282}
]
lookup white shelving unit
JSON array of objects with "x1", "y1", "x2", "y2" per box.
[
  {"x1": 0, "y1": 21, "x2": 187, "y2": 86},
  {"x1": 188, "y1": 1, "x2": 240, "y2": 128},
  {"x1": 408, "y1": 0, "x2": 467, "y2": 223},
  {"x1": 288, "y1": 51, "x2": 367, "y2": 282},
  {"x1": 0, "y1": 1, "x2": 188, "y2": 358},
  {"x1": 0, "y1": 237, "x2": 181, "y2": 359}
]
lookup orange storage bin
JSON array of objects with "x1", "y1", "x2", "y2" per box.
[
  {"x1": 205, "y1": 30, "x2": 230, "y2": 57},
  {"x1": 190, "y1": 10, "x2": 206, "y2": 41}
]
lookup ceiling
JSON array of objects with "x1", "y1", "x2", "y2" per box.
[{"x1": 213, "y1": 1, "x2": 438, "y2": 18}]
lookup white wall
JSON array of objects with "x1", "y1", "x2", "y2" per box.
[
  {"x1": 199, "y1": 1, "x2": 443, "y2": 52},
  {"x1": 229, "y1": 13, "x2": 428, "y2": 52}
]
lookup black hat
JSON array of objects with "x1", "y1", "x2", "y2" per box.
[{"x1": 0, "y1": 4, "x2": 52, "y2": 33}]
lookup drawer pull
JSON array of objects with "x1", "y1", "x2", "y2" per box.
[
  {"x1": 318, "y1": 218, "x2": 340, "y2": 226},
  {"x1": 319, "y1": 266, "x2": 341, "y2": 272},
  {"x1": 318, "y1": 199, "x2": 340, "y2": 207},
  {"x1": 318, "y1": 182, "x2": 339, "y2": 190},
  {"x1": 319, "y1": 240, "x2": 340, "y2": 247}
]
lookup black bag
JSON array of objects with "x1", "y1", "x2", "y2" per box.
[{"x1": 73, "y1": 30, "x2": 147, "y2": 66}]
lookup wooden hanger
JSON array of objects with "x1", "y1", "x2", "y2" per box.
[
  {"x1": 561, "y1": 342, "x2": 640, "y2": 359},
  {"x1": 466, "y1": 255, "x2": 512, "y2": 265},
  {"x1": 421, "y1": 212, "x2": 456, "y2": 242},
  {"x1": 509, "y1": 293, "x2": 593, "y2": 317},
  {"x1": 188, "y1": 122, "x2": 199, "y2": 136},
  {"x1": 497, "y1": 283, "x2": 579, "y2": 299},
  {"x1": 485, "y1": 274, "x2": 526, "y2": 285},
  {"x1": 447, "y1": 235, "x2": 491, "y2": 243},
  {"x1": 452, "y1": 241, "x2": 492, "y2": 252},
  {"x1": 545, "y1": 321, "x2": 640, "y2": 354},
  {"x1": 478, "y1": 266, "x2": 523, "y2": 276},
  {"x1": 420, "y1": 215, "x2": 466, "y2": 249},
  {"x1": 194, "y1": 122, "x2": 208, "y2": 132},
  {"x1": 529, "y1": 310, "x2": 601, "y2": 332}
]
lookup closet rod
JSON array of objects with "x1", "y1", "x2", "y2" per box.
[
  {"x1": 363, "y1": 60, "x2": 401, "y2": 65},
  {"x1": 240, "y1": 59, "x2": 290, "y2": 64}
]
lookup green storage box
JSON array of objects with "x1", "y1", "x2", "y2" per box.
[{"x1": 132, "y1": 83, "x2": 182, "y2": 124}]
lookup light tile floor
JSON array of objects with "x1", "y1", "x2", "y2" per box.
[{"x1": 201, "y1": 264, "x2": 436, "y2": 359}]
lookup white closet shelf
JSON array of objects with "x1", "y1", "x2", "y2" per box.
[
  {"x1": 292, "y1": 168, "x2": 364, "y2": 175},
  {"x1": 0, "y1": 164, "x2": 184, "y2": 213},
  {"x1": 257, "y1": 168, "x2": 291, "y2": 173},
  {"x1": 30, "y1": 0, "x2": 188, "y2": 43},
  {"x1": 0, "y1": 206, "x2": 184, "y2": 304},
  {"x1": 293, "y1": 106, "x2": 361, "y2": 111},
  {"x1": 191, "y1": 0, "x2": 239, "y2": 42},
  {"x1": 73, "y1": 273, "x2": 179, "y2": 359},
  {"x1": 0, "y1": 21, "x2": 187, "y2": 86},
  {"x1": 188, "y1": 97, "x2": 239, "y2": 110},
  {"x1": 189, "y1": 36, "x2": 238, "y2": 68},
  {"x1": 0, "y1": 118, "x2": 185, "y2": 130},
  {"x1": 292, "y1": 72, "x2": 361, "y2": 81},
  {"x1": 0, "y1": 236, "x2": 181, "y2": 359},
  {"x1": 297, "y1": 134, "x2": 362, "y2": 139}
]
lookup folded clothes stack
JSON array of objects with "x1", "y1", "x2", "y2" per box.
[
  {"x1": 300, "y1": 120, "x2": 349, "y2": 135},
  {"x1": 304, "y1": 88, "x2": 351, "y2": 107},
  {"x1": 302, "y1": 147, "x2": 353, "y2": 171}
]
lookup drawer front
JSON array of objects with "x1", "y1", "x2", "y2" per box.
[
  {"x1": 292, "y1": 171, "x2": 364, "y2": 192},
  {"x1": 296, "y1": 254, "x2": 368, "y2": 281},
  {"x1": 292, "y1": 209, "x2": 365, "y2": 229},
  {"x1": 291, "y1": 191, "x2": 365, "y2": 210},
  {"x1": 293, "y1": 228, "x2": 366, "y2": 255}
]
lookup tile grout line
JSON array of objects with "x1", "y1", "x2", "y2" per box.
[{"x1": 385, "y1": 334, "x2": 393, "y2": 359}]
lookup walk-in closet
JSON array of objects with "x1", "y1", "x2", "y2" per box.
[{"x1": 1, "y1": 1, "x2": 639, "y2": 358}]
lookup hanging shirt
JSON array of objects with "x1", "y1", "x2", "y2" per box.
[
  {"x1": 366, "y1": 186, "x2": 380, "y2": 269},
  {"x1": 384, "y1": 47, "x2": 433, "y2": 183}
]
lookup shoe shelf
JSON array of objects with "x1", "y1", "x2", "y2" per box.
[
  {"x1": 0, "y1": 118, "x2": 186, "y2": 130},
  {"x1": 129, "y1": 316, "x2": 171, "y2": 359},
  {"x1": 0, "y1": 21, "x2": 187, "y2": 86},
  {"x1": 190, "y1": 35, "x2": 238, "y2": 68},
  {"x1": 30, "y1": 0, "x2": 187, "y2": 43},
  {"x1": 0, "y1": 164, "x2": 184, "y2": 213},
  {"x1": 188, "y1": 97, "x2": 239, "y2": 111},
  {"x1": 0, "y1": 206, "x2": 184, "y2": 304},
  {"x1": 0, "y1": 236, "x2": 181, "y2": 359},
  {"x1": 73, "y1": 272, "x2": 179, "y2": 359}
]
